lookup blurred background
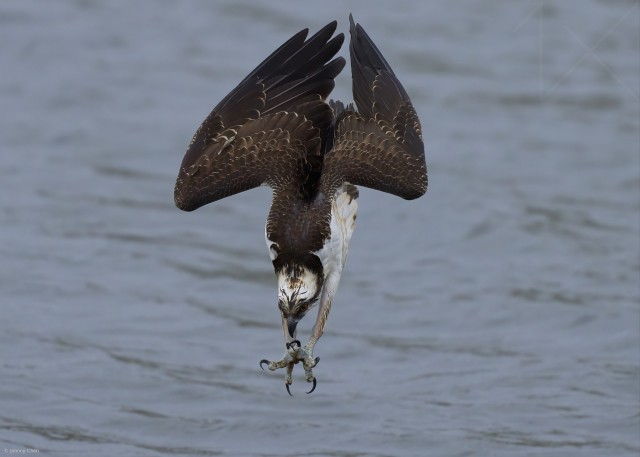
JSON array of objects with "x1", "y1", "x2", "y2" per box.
[{"x1": 0, "y1": 1, "x2": 638, "y2": 456}]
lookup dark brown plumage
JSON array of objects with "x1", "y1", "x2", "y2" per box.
[
  {"x1": 319, "y1": 15, "x2": 426, "y2": 201},
  {"x1": 174, "y1": 16, "x2": 427, "y2": 264},
  {"x1": 174, "y1": 21, "x2": 344, "y2": 212}
]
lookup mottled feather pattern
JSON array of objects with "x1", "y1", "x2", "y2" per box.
[
  {"x1": 266, "y1": 188, "x2": 332, "y2": 255},
  {"x1": 321, "y1": 112, "x2": 426, "y2": 200},
  {"x1": 372, "y1": 72, "x2": 423, "y2": 146},
  {"x1": 327, "y1": 14, "x2": 427, "y2": 200},
  {"x1": 175, "y1": 15, "x2": 427, "y2": 266},
  {"x1": 176, "y1": 111, "x2": 324, "y2": 211},
  {"x1": 174, "y1": 21, "x2": 344, "y2": 212}
]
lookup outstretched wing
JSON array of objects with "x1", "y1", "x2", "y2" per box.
[
  {"x1": 175, "y1": 22, "x2": 345, "y2": 212},
  {"x1": 321, "y1": 15, "x2": 427, "y2": 200}
]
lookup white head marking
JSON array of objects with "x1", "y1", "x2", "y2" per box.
[{"x1": 277, "y1": 267, "x2": 319, "y2": 305}]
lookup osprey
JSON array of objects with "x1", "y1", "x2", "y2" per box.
[{"x1": 174, "y1": 16, "x2": 427, "y2": 394}]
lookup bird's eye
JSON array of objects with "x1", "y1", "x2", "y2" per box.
[{"x1": 299, "y1": 302, "x2": 311, "y2": 314}]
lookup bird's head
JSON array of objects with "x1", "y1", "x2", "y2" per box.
[{"x1": 276, "y1": 264, "x2": 323, "y2": 337}]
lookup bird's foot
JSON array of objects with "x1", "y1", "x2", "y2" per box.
[{"x1": 260, "y1": 340, "x2": 320, "y2": 395}]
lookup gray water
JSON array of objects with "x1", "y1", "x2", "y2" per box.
[{"x1": 1, "y1": 1, "x2": 638, "y2": 456}]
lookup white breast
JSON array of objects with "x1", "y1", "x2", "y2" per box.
[{"x1": 314, "y1": 184, "x2": 359, "y2": 279}]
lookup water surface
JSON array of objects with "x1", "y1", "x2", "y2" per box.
[{"x1": 1, "y1": 1, "x2": 638, "y2": 456}]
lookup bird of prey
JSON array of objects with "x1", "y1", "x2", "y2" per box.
[{"x1": 174, "y1": 15, "x2": 427, "y2": 394}]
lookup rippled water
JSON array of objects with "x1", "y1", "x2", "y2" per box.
[{"x1": 1, "y1": 1, "x2": 638, "y2": 456}]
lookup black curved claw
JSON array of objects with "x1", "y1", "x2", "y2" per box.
[
  {"x1": 314, "y1": 356, "x2": 320, "y2": 366},
  {"x1": 286, "y1": 340, "x2": 301, "y2": 350},
  {"x1": 259, "y1": 359, "x2": 270, "y2": 370},
  {"x1": 306, "y1": 377, "x2": 317, "y2": 394},
  {"x1": 285, "y1": 383, "x2": 293, "y2": 396}
]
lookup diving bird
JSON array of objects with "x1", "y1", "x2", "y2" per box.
[{"x1": 174, "y1": 15, "x2": 427, "y2": 394}]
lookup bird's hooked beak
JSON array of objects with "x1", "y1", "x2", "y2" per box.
[{"x1": 287, "y1": 318, "x2": 298, "y2": 338}]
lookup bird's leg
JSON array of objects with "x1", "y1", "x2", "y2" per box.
[
  {"x1": 300, "y1": 271, "x2": 340, "y2": 384},
  {"x1": 260, "y1": 313, "x2": 304, "y2": 372},
  {"x1": 260, "y1": 311, "x2": 320, "y2": 393},
  {"x1": 261, "y1": 273, "x2": 341, "y2": 394}
]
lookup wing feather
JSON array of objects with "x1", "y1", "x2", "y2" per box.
[
  {"x1": 321, "y1": 15, "x2": 427, "y2": 200},
  {"x1": 175, "y1": 22, "x2": 344, "y2": 211}
]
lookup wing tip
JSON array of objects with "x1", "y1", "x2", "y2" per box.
[
  {"x1": 401, "y1": 184, "x2": 428, "y2": 200},
  {"x1": 174, "y1": 198, "x2": 196, "y2": 212},
  {"x1": 174, "y1": 175, "x2": 206, "y2": 212},
  {"x1": 324, "y1": 19, "x2": 338, "y2": 34},
  {"x1": 328, "y1": 55, "x2": 347, "y2": 77},
  {"x1": 174, "y1": 187, "x2": 197, "y2": 212}
]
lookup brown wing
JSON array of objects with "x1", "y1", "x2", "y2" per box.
[
  {"x1": 175, "y1": 22, "x2": 344, "y2": 212},
  {"x1": 321, "y1": 15, "x2": 427, "y2": 200}
]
